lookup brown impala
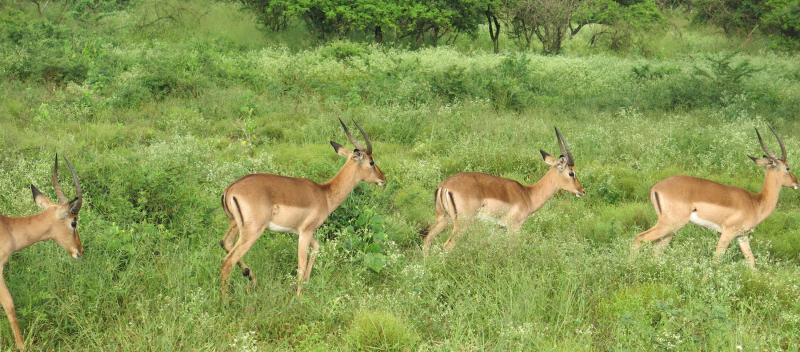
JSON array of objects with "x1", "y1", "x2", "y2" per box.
[
  {"x1": 220, "y1": 119, "x2": 385, "y2": 296},
  {"x1": 0, "y1": 155, "x2": 84, "y2": 351},
  {"x1": 422, "y1": 128, "x2": 585, "y2": 255},
  {"x1": 632, "y1": 126, "x2": 799, "y2": 268}
]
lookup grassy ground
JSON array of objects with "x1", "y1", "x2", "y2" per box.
[{"x1": 1, "y1": 1, "x2": 800, "y2": 351}]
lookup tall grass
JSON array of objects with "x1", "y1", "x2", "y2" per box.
[{"x1": 1, "y1": 1, "x2": 800, "y2": 350}]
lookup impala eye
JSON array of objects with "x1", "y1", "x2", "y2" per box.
[
  {"x1": 369, "y1": 160, "x2": 375, "y2": 166},
  {"x1": 71, "y1": 220, "x2": 77, "y2": 228},
  {"x1": 568, "y1": 171, "x2": 575, "y2": 177}
]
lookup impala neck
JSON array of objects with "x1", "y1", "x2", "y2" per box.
[
  {"x1": 524, "y1": 168, "x2": 562, "y2": 215},
  {"x1": 322, "y1": 160, "x2": 361, "y2": 213},
  {"x1": 756, "y1": 169, "x2": 784, "y2": 223},
  {"x1": 4, "y1": 211, "x2": 54, "y2": 253}
]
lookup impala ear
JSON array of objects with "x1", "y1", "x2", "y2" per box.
[
  {"x1": 68, "y1": 197, "x2": 81, "y2": 215},
  {"x1": 31, "y1": 184, "x2": 54, "y2": 208},
  {"x1": 331, "y1": 141, "x2": 350, "y2": 157},
  {"x1": 352, "y1": 149, "x2": 365, "y2": 161},
  {"x1": 540, "y1": 150, "x2": 558, "y2": 166}
]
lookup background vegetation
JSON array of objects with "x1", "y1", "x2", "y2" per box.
[{"x1": 1, "y1": 0, "x2": 800, "y2": 350}]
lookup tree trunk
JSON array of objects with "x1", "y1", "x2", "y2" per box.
[
  {"x1": 374, "y1": 25, "x2": 383, "y2": 44},
  {"x1": 486, "y1": 6, "x2": 501, "y2": 53}
]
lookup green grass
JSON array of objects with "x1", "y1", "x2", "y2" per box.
[{"x1": 1, "y1": 1, "x2": 800, "y2": 351}]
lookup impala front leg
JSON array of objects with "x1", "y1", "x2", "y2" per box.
[
  {"x1": 506, "y1": 212, "x2": 526, "y2": 234},
  {"x1": 304, "y1": 238, "x2": 320, "y2": 282},
  {"x1": 737, "y1": 235, "x2": 756, "y2": 269},
  {"x1": 0, "y1": 267, "x2": 24, "y2": 351},
  {"x1": 296, "y1": 232, "x2": 313, "y2": 296},
  {"x1": 714, "y1": 229, "x2": 739, "y2": 263}
]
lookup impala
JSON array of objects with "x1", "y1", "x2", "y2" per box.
[
  {"x1": 0, "y1": 155, "x2": 83, "y2": 351},
  {"x1": 422, "y1": 128, "x2": 585, "y2": 255},
  {"x1": 632, "y1": 126, "x2": 799, "y2": 268},
  {"x1": 220, "y1": 119, "x2": 385, "y2": 296}
]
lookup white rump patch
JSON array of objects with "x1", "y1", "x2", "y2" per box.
[
  {"x1": 690, "y1": 212, "x2": 722, "y2": 232},
  {"x1": 268, "y1": 222, "x2": 295, "y2": 233}
]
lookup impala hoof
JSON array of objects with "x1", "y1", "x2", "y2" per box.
[{"x1": 242, "y1": 267, "x2": 251, "y2": 278}]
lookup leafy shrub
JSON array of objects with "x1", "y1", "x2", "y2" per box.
[
  {"x1": 319, "y1": 40, "x2": 369, "y2": 61},
  {"x1": 692, "y1": 52, "x2": 760, "y2": 94},
  {"x1": 323, "y1": 201, "x2": 392, "y2": 273},
  {"x1": 0, "y1": 20, "x2": 89, "y2": 85},
  {"x1": 632, "y1": 63, "x2": 678, "y2": 81},
  {"x1": 693, "y1": 0, "x2": 764, "y2": 35},
  {"x1": 429, "y1": 65, "x2": 471, "y2": 103},
  {"x1": 484, "y1": 54, "x2": 534, "y2": 111}
]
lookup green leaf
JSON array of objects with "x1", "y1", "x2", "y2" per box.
[{"x1": 363, "y1": 252, "x2": 387, "y2": 273}]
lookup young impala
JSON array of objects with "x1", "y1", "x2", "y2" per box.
[
  {"x1": 0, "y1": 155, "x2": 83, "y2": 351},
  {"x1": 220, "y1": 119, "x2": 385, "y2": 296},
  {"x1": 632, "y1": 126, "x2": 799, "y2": 268},
  {"x1": 422, "y1": 128, "x2": 585, "y2": 255}
]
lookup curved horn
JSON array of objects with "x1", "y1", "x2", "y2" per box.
[
  {"x1": 338, "y1": 118, "x2": 363, "y2": 150},
  {"x1": 354, "y1": 121, "x2": 373, "y2": 154},
  {"x1": 769, "y1": 125, "x2": 787, "y2": 162},
  {"x1": 63, "y1": 156, "x2": 82, "y2": 213},
  {"x1": 51, "y1": 154, "x2": 68, "y2": 203},
  {"x1": 755, "y1": 128, "x2": 775, "y2": 158},
  {"x1": 555, "y1": 127, "x2": 574, "y2": 166}
]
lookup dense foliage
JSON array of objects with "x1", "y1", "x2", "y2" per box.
[
  {"x1": 240, "y1": 0, "x2": 798, "y2": 52},
  {"x1": 0, "y1": 0, "x2": 799, "y2": 350}
]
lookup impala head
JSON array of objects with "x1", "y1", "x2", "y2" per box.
[
  {"x1": 30, "y1": 155, "x2": 84, "y2": 259},
  {"x1": 330, "y1": 118, "x2": 386, "y2": 187},
  {"x1": 749, "y1": 126, "x2": 799, "y2": 189},
  {"x1": 540, "y1": 127, "x2": 585, "y2": 197}
]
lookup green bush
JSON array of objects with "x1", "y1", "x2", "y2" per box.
[{"x1": 345, "y1": 310, "x2": 419, "y2": 351}]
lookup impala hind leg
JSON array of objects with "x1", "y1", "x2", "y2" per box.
[
  {"x1": 442, "y1": 219, "x2": 467, "y2": 252},
  {"x1": 220, "y1": 222, "x2": 237, "y2": 251},
  {"x1": 632, "y1": 221, "x2": 681, "y2": 252},
  {"x1": 422, "y1": 215, "x2": 449, "y2": 256},
  {"x1": 653, "y1": 234, "x2": 674, "y2": 256},
  {"x1": 0, "y1": 270, "x2": 24, "y2": 350},
  {"x1": 219, "y1": 222, "x2": 254, "y2": 280},
  {"x1": 220, "y1": 222, "x2": 266, "y2": 297}
]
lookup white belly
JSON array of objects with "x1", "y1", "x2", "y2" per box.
[
  {"x1": 690, "y1": 212, "x2": 722, "y2": 232},
  {"x1": 477, "y1": 213, "x2": 506, "y2": 227},
  {"x1": 268, "y1": 222, "x2": 295, "y2": 233}
]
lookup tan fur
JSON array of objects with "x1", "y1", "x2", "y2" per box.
[
  {"x1": 422, "y1": 129, "x2": 585, "y2": 254},
  {"x1": 219, "y1": 121, "x2": 385, "y2": 296},
  {"x1": 633, "y1": 129, "x2": 799, "y2": 268},
  {"x1": 0, "y1": 156, "x2": 83, "y2": 351}
]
